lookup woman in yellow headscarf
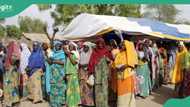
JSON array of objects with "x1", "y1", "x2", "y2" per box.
[
  {"x1": 114, "y1": 40, "x2": 138, "y2": 107},
  {"x1": 171, "y1": 42, "x2": 187, "y2": 96}
]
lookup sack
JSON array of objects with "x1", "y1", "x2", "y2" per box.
[{"x1": 87, "y1": 74, "x2": 94, "y2": 86}]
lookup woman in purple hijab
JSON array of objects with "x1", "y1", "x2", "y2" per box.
[{"x1": 27, "y1": 42, "x2": 45, "y2": 104}]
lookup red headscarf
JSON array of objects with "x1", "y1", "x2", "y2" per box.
[
  {"x1": 4, "y1": 41, "x2": 21, "y2": 69},
  {"x1": 88, "y1": 37, "x2": 112, "y2": 74}
]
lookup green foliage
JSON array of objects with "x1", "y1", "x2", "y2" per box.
[
  {"x1": 6, "y1": 25, "x2": 22, "y2": 38},
  {"x1": 19, "y1": 16, "x2": 46, "y2": 33},
  {"x1": 176, "y1": 19, "x2": 190, "y2": 25},
  {"x1": 144, "y1": 5, "x2": 179, "y2": 23},
  {"x1": 0, "y1": 24, "x2": 5, "y2": 37},
  {"x1": 37, "y1": 4, "x2": 51, "y2": 11},
  {"x1": 0, "y1": 19, "x2": 4, "y2": 23},
  {"x1": 51, "y1": 4, "x2": 142, "y2": 26}
]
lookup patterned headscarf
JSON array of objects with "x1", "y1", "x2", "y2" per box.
[
  {"x1": 88, "y1": 37, "x2": 112, "y2": 74},
  {"x1": 69, "y1": 41, "x2": 80, "y2": 63},
  {"x1": 4, "y1": 41, "x2": 21, "y2": 69},
  {"x1": 79, "y1": 42, "x2": 94, "y2": 65}
]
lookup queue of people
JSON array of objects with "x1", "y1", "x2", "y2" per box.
[{"x1": 0, "y1": 37, "x2": 189, "y2": 107}]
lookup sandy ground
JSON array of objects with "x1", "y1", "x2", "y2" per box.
[
  {"x1": 136, "y1": 85, "x2": 175, "y2": 107},
  {"x1": 0, "y1": 85, "x2": 175, "y2": 107}
]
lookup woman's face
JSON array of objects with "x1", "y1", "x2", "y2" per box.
[
  {"x1": 110, "y1": 41, "x2": 117, "y2": 48},
  {"x1": 178, "y1": 46, "x2": 183, "y2": 52},
  {"x1": 33, "y1": 44, "x2": 38, "y2": 52},
  {"x1": 138, "y1": 44, "x2": 143, "y2": 50},
  {"x1": 83, "y1": 45, "x2": 89, "y2": 53},
  {"x1": 97, "y1": 42, "x2": 104, "y2": 49},
  {"x1": 69, "y1": 44, "x2": 75, "y2": 51},
  {"x1": 55, "y1": 44, "x2": 61, "y2": 51},
  {"x1": 42, "y1": 43, "x2": 48, "y2": 51}
]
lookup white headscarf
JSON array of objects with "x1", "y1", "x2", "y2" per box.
[
  {"x1": 179, "y1": 41, "x2": 185, "y2": 47},
  {"x1": 19, "y1": 43, "x2": 31, "y2": 74},
  {"x1": 69, "y1": 41, "x2": 80, "y2": 63},
  {"x1": 79, "y1": 42, "x2": 94, "y2": 65}
]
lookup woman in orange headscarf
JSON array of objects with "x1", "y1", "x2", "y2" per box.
[{"x1": 114, "y1": 40, "x2": 138, "y2": 107}]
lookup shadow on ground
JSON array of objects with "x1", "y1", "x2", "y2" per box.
[{"x1": 151, "y1": 85, "x2": 176, "y2": 105}]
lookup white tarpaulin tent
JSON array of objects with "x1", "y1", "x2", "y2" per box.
[
  {"x1": 62, "y1": 13, "x2": 153, "y2": 39},
  {"x1": 167, "y1": 24, "x2": 190, "y2": 34},
  {"x1": 62, "y1": 13, "x2": 190, "y2": 41}
]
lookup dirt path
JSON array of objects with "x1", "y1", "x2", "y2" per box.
[
  {"x1": 0, "y1": 85, "x2": 175, "y2": 107},
  {"x1": 136, "y1": 85, "x2": 175, "y2": 107}
]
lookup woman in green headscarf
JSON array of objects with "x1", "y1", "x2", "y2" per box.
[{"x1": 65, "y1": 41, "x2": 81, "y2": 107}]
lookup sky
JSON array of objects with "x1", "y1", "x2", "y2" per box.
[
  {"x1": 3, "y1": 4, "x2": 190, "y2": 34},
  {"x1": 175, "y1": 5, "x2": 190, "y2": 21}
]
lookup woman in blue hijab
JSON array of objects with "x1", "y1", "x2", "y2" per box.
[
  {"x1": 27, "y1": 41, "x2": 45, "y2": 104},
  {"x1": 48, "y1": 41, "x2": 66, "y2": 107}
]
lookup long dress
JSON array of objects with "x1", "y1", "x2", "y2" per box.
[
  {"x1": 88, "y1": 38, "x2": 113, "y2": 107},
  {"x1": 3, "y1": 66, "x2": 20, "y2": 106},
  {"x1": 136, "y1": 61, "x2": 152, "y2": 97},
  {"x1": 19, "y1": 43, "x2": 31, "y2": 98},
  {"x1": 148, "y1": 47, "x2": 157, "y2": 89},
  {"x1": 94, "y1": 57, "x2": 109, "y2": 107},
  {"x1": 3, "y1": 41, "x2": 20, "y2": 106},
  {"x1": 171, "y1": 48, "x2": 187, "y2": 96},
  {"x1": 152, "y1": 47, "x2": 160, "y2": 88},
  {"x1": 79, "y1": 65, "x2": 94, "y2": 106},
  {"x1": 180, "y1": 51, "x2": 190, "y2": 97},
  {"x1": 171, "y1": 49, "x2": 186, "y2": 84},
  {"x1": 49, "y1": 50, "x2": 66, "y2": 107},
  {"x1": 79, "y1": 43, "x2": 94, "y2": 106},
  {"x1": 66, "y1": 54, "x2": 81, "y2": 107},
  {"x1": 114, "y1": 40, "x2": 138, "y2": 107},
  {"x1": 27, "y1": 45, "x2": 44, "y2": 103},
  {"x1": 27, "y1": 69, "x2": 43, "y2": 102},
  {"x1": 109, "y1": 48, "x2": 120, "y2": 107},
  {"x1": 42, "y1": 48, "x2": 52, "y2": 99}
]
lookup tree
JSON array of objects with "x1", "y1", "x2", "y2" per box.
[
  {"x1": 19, "y1": 16, "x2": 46, "y2": 33},
  {"x1": 176, "y1": 19, "x2": 190, "y2": 25},
  {"x1": 116, "y1": 5, "x2": 142, "y2": 17},
  {"x1": 0, "y1": 19, "x2": 5, "y2": 24},
  {"x1": 143, "y1": 5, "x2": 179, "y2": 23},
  {"x1": 6, "y1": 25, "x2": 22, "y2": 38},
  {"x1": 51, "y1": 4, "x2": 142, "y2": 26},
  {"x1": 37, "y1": 4, "x2": 51, "y2": 11},
  {"x1": 0, "y1": 24, "x2": 5, "y2": 37}
]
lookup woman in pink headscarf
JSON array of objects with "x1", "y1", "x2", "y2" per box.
[
  {"x1": 88, "y1": 37, "x2": 113, "y2": 107},
  {"x1": 3, "y1": 41, "x2": 21, "y2": 107}
]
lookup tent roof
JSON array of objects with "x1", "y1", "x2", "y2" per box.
[
  {"x1": 62, "y1": 13, "x2": 153, "y2": 39},
  {"x1": 62, "y1": 13, "x2": 190, "y2": 41},
  {"x1": 23, "y1": 33, "x2": 65, "y2": 43}
]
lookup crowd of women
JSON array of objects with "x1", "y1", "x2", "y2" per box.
[{"x1": 0, "y1": 37, "x2": 190, "y2": 107}]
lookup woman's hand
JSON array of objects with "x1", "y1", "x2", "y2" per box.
[
  {"x1": 47, "y1": 58, "x2": 52, "y2": 65},
  {"x1": 119, "y1": 65, "x2": 127, "y2": 71},
  {"x1": 64, "y1": 50, "x2": 70, "y2": 56},
  {"x1": 23, "y1": 73, "x2": 28, "y2": 81},
  {"x1": 66, "y1": 75, "x2": 70, "y2": 81}
]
